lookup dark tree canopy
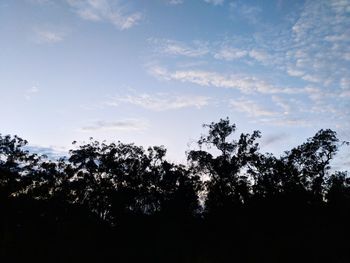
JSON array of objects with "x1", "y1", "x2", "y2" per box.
[{"x1": 0, "y1": 118, "x2": 349, "y2": 263}]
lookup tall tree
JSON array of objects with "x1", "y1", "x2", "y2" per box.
[{"x1": 188, "y1": 118, "x2": 261, "y2": 214}]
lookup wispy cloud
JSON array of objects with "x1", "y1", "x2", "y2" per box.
[
  {"x1": 287, "y1": 0, "x2": 350, "y2": 87},
  {"x1": 34, "y1": 29, "x2": 65, "y2": 44},
  {"x1": 286, "y1": 68, "x2": 304, "y2": 77},
  {"x1": 151, "y1": 39, "x2": 275, "y2": 66},
  {"x1": 230, "y1": 98, "x2": 276, "y2": 117},
  {"x1": 259, "y1": 116, "x2": 310, "y2": 127},
  {"x1": 214, "y1": 46, "x2": 247, "y2": 61},
  {"x1": 66, "y1": 0, "x2": 142, "y2": 30},
  {"x1": 106, "y1": 93, "x2": 210, "y2": 111},
  {"x1": 80, "y1": 119, "x2": 148, "y2": 132},
  {"x1": 164, "y1": 0, "x2": 224, "y2": 6},
  {"x1": 214, "y1": 47, "x2": 271, "y2": 63},
  {"x1": 28, "y1": 86, "x2": 39, "y2": 93},
  {"x1": 150, "y1": 0, "x2": 349, "y2": 94},
  {"x1": 27, "y1": 0, "x2": 52, "y2": 5},
  {"x1": 248, "y1": 49, "x2": 270, "y2": 63},
  {"x1": 229, "y1": 1, "x2": 262, "y2": 24},
  {"x1": 271, "y1": 95, "x2": 296, "y2": 114},
  {"x1": 150, "y1": 39, "x2": 209, "y2": 58},
  {"x1": 25, "y1": 86, "x2": 39, "y2": 100},
  {"x1": 229, "y1": 96, "x2": 316, "y2": 128},
  {"x1": 168, "y1": 0, "x2": 184, "y2": 5},
  {"x1": 146, "y1": 0, "x2": 349, "y2": 135},
  {"x1": 148, "y1": 65, "x2": 303, "y2": 95},
  {"x1": 204, "y1": 0, "x2": 224, "y2": 6},
  {"x1": 340, "y1": 77, "x2": 350, "y2": 90}
]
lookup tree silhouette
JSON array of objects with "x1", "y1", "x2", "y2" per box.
[
  {"x1": 188, "y1": 118, "x2": 261, "y2": 215},
  {"x1": 0, "y1": 119, "x2": 349, "y2": 262}
]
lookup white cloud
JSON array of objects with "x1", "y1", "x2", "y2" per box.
[
  {"x1": 266, "y1": 117, "x2": 309, "y2": 127},
  {"x1": 151, "y1": 39, "x2": 275, "y2": 66},
  {"x1": 271, "y1": 95, "x2": 308, "y2": 116},
  {"x1": 168, "y1": 0, "x2": 184, "y2": 5},
  {"x1": 34, "y1": 29, "x2": 65, "y2": 44},
  {"x1": 302, "y1": 74, "x2": 323, "y2": 83},
  {"x1": 145, "y1": 0, "x2": 349, "y2": 133},
  {"x1": 287, "y1": 68, "x2": 304, "y2": 77},
  {"x1": 329, "y1": 0, "x2": 350, "y2": 13},
  {"x1": 164, "y1": 0, "x2": 224, "y2": 6},
  {"x1": 165, "y1": 0, "x2": 224, "y2": 6},
  {"x1": 150, "y1": 39, "x2": 209, "y2": 57},
  {"x1": 229, "y1": 1, "x2": 262, "y2": 23},
  {"x1": 248, "y1": 49, "x2": 270, "y2": 63},
  {"x1": 204, "y1": 0, "x2": 224, "y2": 6},
  {"x1": 304, "y1": 86, "x2": 328, "y2": 102},
  {"x1": 340, "y1": 77, "x2": 350, "y2": 89},
  {"x1": 27, "y1": 0, "x2": 52, "y2": 4},
  {"x1": 341, "y1": 90, "x2": 350, "y2": 97},
  {"x1": 110, "y1": 12, "x2": 142, "y2": 30},
  {"x1": 229, "y1": 96, "x2": 314, "y2": 128},
  {"x1": 149, "y1": 65, "x2": 303, "y2": 95},
  {"x1": 25, "y1": 86, "x2": 40, "y2": 100},
  {"x1": 214, "y1": 47, "x2": 272, "y2": 64},
  {"x1": 271, "y1": 96, "x2": 292, "y2": 114},
  {"x1": 147, "y1": 65, "x2": 171, "y2": 80},
  {"x1": 80, "y1": 119, "x2": 148, "y2": 132},
  {"x1": 288, "y1": 0, "x2": 350, "y2": 88},
  {"x1": 344, "y1": 53, "x2": 350, "y2": 61},
  {"x1": 28, "y1": 86, "x2": 39, "y2": 93},
  {"x1": 66, "y1": 0, "x2": 142, "y2": 30},
  {"x1": 77, "y1": 8, "x2": 101, "y2": 21},
  {"x1": 214, "y1": 47, "x2": 247, "y2": 60},
  {"x1": 230, "y1": 98, "x2": 276, "y2": 117},
  {"x1": 150, "y1": 39, "x2": 276, "y2": 66},
  {"x1": 324, "y1": 33, "x2": 349, "y2": 42},
  {"x1": 106, "y1": 93, "x2": 210, "y2": 111}
]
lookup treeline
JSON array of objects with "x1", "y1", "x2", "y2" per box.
[{"x1": 1, "y1": 118, "x2": 349, "y2": 262}]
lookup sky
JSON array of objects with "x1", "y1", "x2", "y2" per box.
[{"x1": 1, "y1": 0, "x2": 349, "y2": 169}]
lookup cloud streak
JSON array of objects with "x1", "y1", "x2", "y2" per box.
[
  {"x1": 151, "y1": 39, "x2": 272, "y2": 65},
  {"x1": 230, "y1": 98, "x2": 276, "y2": 117},
  {"x1": 204, "y1": 0, "x2": 224, "y2": 6},
  {"x1": 34, "y1": 29, "x2": 65, "y2": 44},
  {"x1": 149, "y1": 65, "x2": 304, "y2": 95},
  {"x1": 106, "y1": 93, "x2": 210, "y2": 111},
  {"x1": 66, "y1": 0, "x2": 142, "y2": 30},
  {"x1": 25, "y1": 86, "x2": 40, "y2": 100},
  {"x1": 213, "y1": 47, "x2": 248, "y2": 60},
  {"x1": 150, "y1": 39, "x2": 209, "y2": 58},
  {"x1": 286, "y1": 0, "x2": 350, "y2": 88},
  {"x1": 80, "y1": 119, "x2": 148, "y2": 132}
]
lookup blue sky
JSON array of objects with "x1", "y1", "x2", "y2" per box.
[{"x1": 1, "y1": 0, "x2": 349, "y2": 169}]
